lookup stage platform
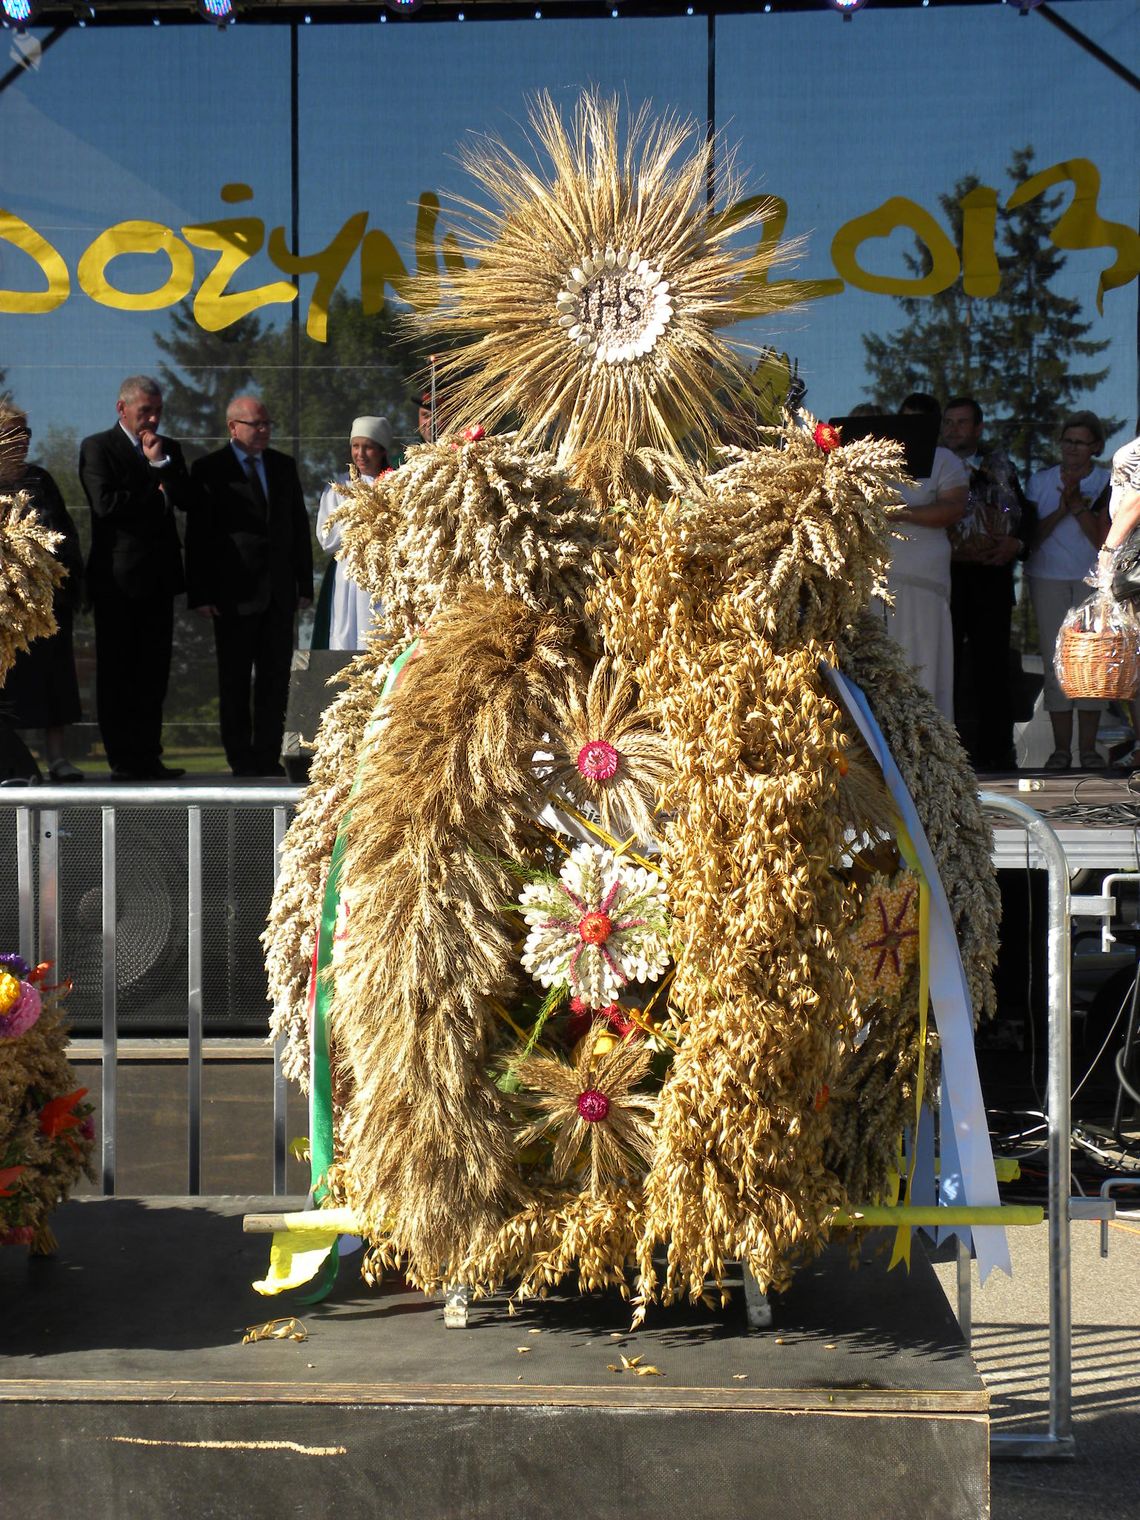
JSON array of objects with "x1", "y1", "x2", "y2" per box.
[
  {"x1": 1, "y1": 1197, "x2": 988, "y2": 1519},
  {"x1": 982, "y1": 772, "x2": 1140, "y2": 871}
]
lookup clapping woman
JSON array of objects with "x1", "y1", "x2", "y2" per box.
[{"x1": 1025, "y1": 412, "x2": 1111, "y2": 771}]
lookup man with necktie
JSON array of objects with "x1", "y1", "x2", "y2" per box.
[
  {"x1": 79, "y1": 375, "x2": 192, "y2": 780},
  {"x1": 186, "y1": 396, "x2": 313, "y2": 777}
]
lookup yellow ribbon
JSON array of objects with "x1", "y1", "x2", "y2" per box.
[{"x1": 889, "y1": 821, "x2": 930, "y2": 1272}]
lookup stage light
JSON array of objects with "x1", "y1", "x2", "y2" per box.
[
  {"x1": 197, "y1": 0, "x2": 235, "y2": 23},
  {"x1": 1, "y1": 0, "x2": 35, "y2": 30},
  {"x1": 383, "y1": 0, "x2": 423, "y2": 12},
  {"x1": 829, "y1": 0, "x2": 866, "y2": 13}
]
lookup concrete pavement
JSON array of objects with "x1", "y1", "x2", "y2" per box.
[{"x1": 934, "y1": 1214, "x2": 1140, "y2": 1520}]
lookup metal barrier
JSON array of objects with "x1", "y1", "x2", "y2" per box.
[
  {"x1": 980, "y1": 792, "x2": 1075, "y2": 1459},
  {"x1": 3, "y1": 783, "x2": 302, "y2": 1197},
  {"x1": 0, "y1": 784, "x2": 1108, "y2": 1456}
]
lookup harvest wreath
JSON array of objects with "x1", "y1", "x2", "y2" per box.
[{"x1": 260, "y1": 93, "x2": 1006, "y2": 1312}]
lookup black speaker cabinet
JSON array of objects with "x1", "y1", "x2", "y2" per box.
[
  {"x1": 281, "y1": 650, "x2": 356, "y2": 782},
  {"x1": 0, "y1": 804, "x2": 295, "y2": 1037}
]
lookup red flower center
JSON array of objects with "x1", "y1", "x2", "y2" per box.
[
  {"x1": 578, "y1": 911, "x2": 613, "y2": 946},
  {"x1": 577, "y1": 1088, "x2": 610, "y2": 1123},
  {"x1": 576, "y1": 739, "x2": 620, "y2": 782},
  {"x1": 813, "y1": 421, "x2": 841, "y2": 453}
]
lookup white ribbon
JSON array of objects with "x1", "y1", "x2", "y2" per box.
[{"x1": 824, "y1": 664, "x2": 1010, "y2": 1281}]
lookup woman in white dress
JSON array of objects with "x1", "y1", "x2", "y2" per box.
[
  {"x1": 315, "y1": 416, "x2": 392, "y2": 651},
  {"x1": 878, "y1": 393, "x2": 968, "y2": 721}
]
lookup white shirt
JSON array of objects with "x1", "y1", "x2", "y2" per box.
[
  {"x1": 1026, "y1": 463, "x2": 1110, "y2": 580},
  {"x1": 888, "y1": 446, "x2": 969, "y2": 595},
  {"x1": 1108, "y1": 436, "x2": 1140, "y2": 521}
]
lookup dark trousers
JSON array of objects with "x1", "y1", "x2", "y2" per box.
[
  {"x1": 93, "y1": 592, "x2": 173, "y2": 773},
  {"x1": 950, "y1": 562, "x2": 1017, "y2": 771},
  {"x1": 213, "y1": 600, "x2": 295, "y2": 773}
]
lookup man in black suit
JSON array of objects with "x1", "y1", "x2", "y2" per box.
[
  {"x1": 186, "y1": 395, "x2": 313, "y2": 777},
  {"x1": 79, "y1": 375, "x2": 191, "y2": 780}
]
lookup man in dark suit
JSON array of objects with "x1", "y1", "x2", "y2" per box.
[
  {"x1": 79, "y1": 375, "x2": 191, "y2": 780},
  {"x1": 186, "y1": 395, "x2": 313, "y2": 777}
]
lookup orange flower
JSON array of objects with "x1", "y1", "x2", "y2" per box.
[
  {"x1": 813, "y1": 421, "x2": 841, "y2": 453},
  {"x1": 39, "y1": 1088, "x2": 88, "y2": 1139}
]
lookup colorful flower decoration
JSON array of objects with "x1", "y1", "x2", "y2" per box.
[
  {"x1": 516, "y1": 1033, "x2": 656, "y2": 1192},
  {"x1": 542, "y1": 657, "x2": 670, "y2": 843},
  {"x1": 566, "y1": 996, "x2": 638, "y2": 1046},
  {"x1": 39, "y1": 1088, "x2": 89, "y2": 1141},
  {"x1": 813, "y1": 420, "x2": 841, "y2": 453},
  {"x1": 0, "y1": 974, "x2": 41, "y2": 1040},
  {"x1": 0, "y1": 1165, "x2": 27, "y2": 1198},
  {"x1": 853, "y1": 872, "x2": 920, "y2": 998},
  {"x1": 0, "y1": 953, "x2": 31, "y2": 979},
  {"x1": 519, "y1": 843, "x2": 669, "y2": 1008}
]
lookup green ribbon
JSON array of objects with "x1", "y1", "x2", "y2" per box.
[{"x1": 258, "y1": 637, "x2": 420, "y2": 1302}]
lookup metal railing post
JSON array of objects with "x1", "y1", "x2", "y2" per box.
[
  {"x1": 980, "y1": 792, "x2": 1074, "y2": 1459},
  {"x1": 15, "y1": 806, "x2": 34, "y2": 966},
  {"x1": 187, "y1": 806, "x2": 203, "y2": 1195},
  {"x1": 37, "y1": 808, "x2": 60, "y2": 971},
  {"x1": 271, "y1": 804, "x2": 290, "y2": 1197},
  {"x1": 100, "y1": 806, "x2": 118, "y2": 1197}
]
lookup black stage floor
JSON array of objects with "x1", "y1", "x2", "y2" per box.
[{"x1": 1, "y1": 1198, "x2": 989, "y2": 1519}]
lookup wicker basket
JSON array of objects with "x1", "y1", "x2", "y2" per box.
[{"x1": 1056, "y1": 623, "x2": 1140, "y2": 699}]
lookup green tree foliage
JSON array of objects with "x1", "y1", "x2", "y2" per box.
[
  {"x1": 154, "y1": 305, "x2": 267, "y2": 462},
  {"x1": 154, "y1": 294, "x2": 427, "y2": 497},
  {"x1": 862, "y1": 147, "x2": 1118, "y2": 476}
]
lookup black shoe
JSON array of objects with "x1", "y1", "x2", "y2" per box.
[{"x1": 113, "y1": 763, "x2": 186, "y2": 781}]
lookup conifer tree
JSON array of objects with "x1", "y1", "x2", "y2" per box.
[{"x1": 862, "y1": 147, "x2": 1117, "y2": 475}]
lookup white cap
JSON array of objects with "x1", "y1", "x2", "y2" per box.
[{"x1": 350, "y1": 415, "x2": 393, "y2": 451}]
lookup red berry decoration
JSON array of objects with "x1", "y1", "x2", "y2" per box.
[
  {"x1": 577, "y1": 911, "x2": 613, "y2": 946},
  {"x1": 576, "y1": 1088, "x2": 611, "y2": 1123}
]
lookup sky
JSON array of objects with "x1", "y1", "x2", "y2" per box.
[{"x1": 0, "y1": 0, "x2": 1136, "y2": 462}]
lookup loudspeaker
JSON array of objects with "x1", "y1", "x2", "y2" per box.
[
  {"x1": 0, "y1": 803, "x2": 295, "y2": 1037},
  {"x1": 281, "y1": 650, "x2": 355, "y2": 782}
]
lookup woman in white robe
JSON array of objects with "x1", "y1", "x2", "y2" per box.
[{"x1": 316, "y1": 415, "x2": 391, "y2": 651}]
